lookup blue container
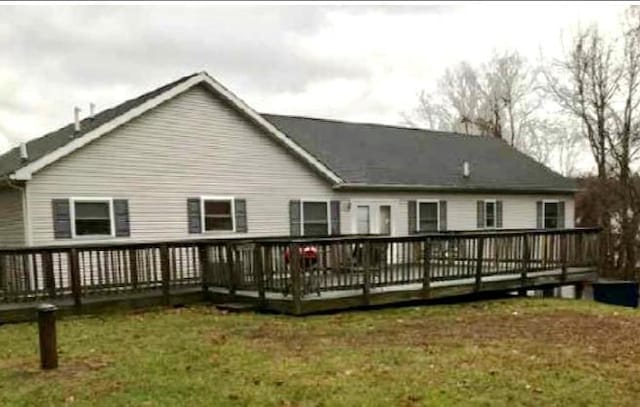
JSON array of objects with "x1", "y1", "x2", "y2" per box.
[{"x1": 592, "y1": 281, "x2": 639, "y2": 308}]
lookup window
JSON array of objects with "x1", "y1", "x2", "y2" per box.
[
  {"x1": 485, "y1": 201, "x2": 496, "y2": 228},
  {"x1": 356, "y1": 205, "x2": 370, "y2": 234},
  {"x1": 418, "y1": 201, "x2": 439, "y2": 232},
  {"x1": 544, "y1": 201, "x2": 560, "y2": 229},
  {"x1": 202, "y1": 197, "x2": 234, "y2": 232},
  {"x1": 302, "y1": 201, "x2": 329, "y2": 236},
  {"x1": 72, "y1": 199, "x2": 113, "y2": 236}
]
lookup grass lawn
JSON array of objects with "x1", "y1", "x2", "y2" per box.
[{"x1": 1, "y1": 298, "x2": 639, "y2": 406}]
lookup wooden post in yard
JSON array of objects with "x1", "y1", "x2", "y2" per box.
[
  {"x1": 290, "y1": 244, "x2": 302, "y2": 315},
  {"x1": 68, "y1": 249, "x2": 82, "y2": 309},
  {"x1": 159, "y1": 244, "x2": 171, "y2": 306},
  {"x1": 422, "y1": 239, "x2": 432, "y2": 298},
  {"x1": 253, "y1": 244, "x2": 266, "y2": 307},
  {"x1": 475, "y1": 237, "x2": 484, "y2": 292},
  {"x1": 362, "y1": 241, "x2": 371, "y2": 306},
  {"x1": 37, "y1": 303, "x2": 58, "y2": 370}
]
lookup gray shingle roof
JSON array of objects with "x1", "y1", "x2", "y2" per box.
[
  {"x1": 262, "y1": 114, "x2": 577, "y2": 193},
  {"x1": 0, "y1": 72, "x2": 576, "y2": 193},
  {"x1": 0, "y1": 73, "x2": 199, "y2": 177}
]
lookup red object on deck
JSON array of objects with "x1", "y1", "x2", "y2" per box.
[{"x1": 284, "y1": 245, "x2": 318, "y2": 264}]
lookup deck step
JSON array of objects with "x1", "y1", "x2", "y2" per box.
[{"x1": 215, "y1": 302, "x2": 257, "y2": 312}]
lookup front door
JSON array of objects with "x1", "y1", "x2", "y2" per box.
[
  {"x1": 379, "y1": 205, "x2": 391, "y2": 235},
  {"x1": 356, "y1": 205, "x2": 370, "y2": 234}
]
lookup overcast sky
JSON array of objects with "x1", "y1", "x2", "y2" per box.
[{"x1": 0, "y1": 2, "x2": 628, "y2": 154}]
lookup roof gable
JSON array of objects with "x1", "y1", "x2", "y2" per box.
[
  {"x1": 262, "y1": 114, "x2": 577, "y2": 193},
  {"x1": 1, "y1": 72, "x2": 342, "y2": 184}
]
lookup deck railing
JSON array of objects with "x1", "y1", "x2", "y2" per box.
[{"x1": 0, "y1": 228, "x2": 600, "y2": 308}]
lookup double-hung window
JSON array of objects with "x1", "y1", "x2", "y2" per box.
[
  {"x1": 484, "y1": 200, "x2": 496, "y2": 228},
  {"x1": 202, "y1": 197, "x2": 235, "y2": 232},
  {"x1": 418, "y1": 201, "x2": 439, "y2": 232},
  {"x1": 543, "y1": 201, "x2": 560, "y2": 229},
  {"x1": 302, "y1": 201, "x2": 329, "y2": 236},
  {"x1": 72, "y1": 198, "x2": 113, "y2": 237}
]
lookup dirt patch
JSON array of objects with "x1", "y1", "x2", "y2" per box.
[{"x1": 2, "y1": 354, "x2": 112, "y2": 381}]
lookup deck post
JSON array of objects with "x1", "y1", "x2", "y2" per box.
[
  {"x1": 225, "y1": 244, "x2": 236, "y2": 298},
  {"x1": 253, "y1": 244, "x2": 266, "y2": 307},
  {"x1": 128, "y1": 249, "x2": 138, "y2": 290},
  {"x1": 475, "y1": 237, "x2": 484, "y2": 292},
  {"x1": 362, "y1": 241, "x2": 371, "y2": 306},
  {"x1": 560, "y1": 233, "x2": 568, "y2": 282},
  {"x1": 290, "y1": 244, "x2": 302, "y2": 315},
  {"x1": 159, "y1": 244, "x2": 171, "y2": 306},
  {"x1": 68, "y1": 248, "x2": 82, "y2": 309},
  {"x1": 42, "y1": 251, "x2": 56, "y2": 299},
  {"x1": 422, "y1": 239, "x2": 432, "y2": 297},
  {"x1": 198, "y1": 244, "x2": 210, "y2": 294},
  {"x1": 518, "y1": 236, "x2": 531, "y2": 297}
]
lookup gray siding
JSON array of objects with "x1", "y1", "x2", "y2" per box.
[
  {"x1": 27, "y1": 85, "x2": 336, "y2": 245},
  {"x1": 24, "y1": 84, "x2": 575, "y2": 246},
  {"x1": 0, "y1": 186, "x2": 25, "y2": 246}
]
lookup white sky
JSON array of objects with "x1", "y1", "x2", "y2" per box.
[{"x1": 0, "y1": 1, "x2": 629, "y2": 163}]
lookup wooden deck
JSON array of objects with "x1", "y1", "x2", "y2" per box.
[{"x1": 0, "y1": 228, "x2": 600, "y2": 322}]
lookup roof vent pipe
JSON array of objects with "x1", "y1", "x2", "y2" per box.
[
  {"x1": 74, "y1": 107, "x2": 81, "y2": 132},
  {"x1": 89, "y1": 103, "x2": 96, "y2": 119},
  {"x1": 463, "y1": 161, "x2": 470, "y2": 177},
  {"x1": 19, "y1": 142, "x2": 28, "y2": 161}
]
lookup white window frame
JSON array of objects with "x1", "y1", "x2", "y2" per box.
[
  {"x1": 300, "y1": 199, "x2": 331, "y2": 236},
  {"x1": 356, "y1": 205, "x2": 371, "y2": 235},
  {"x1": 70, "y1": 197, "x2": 115, "y2": 239},
  {"x1": 542, "y1": 199, "x2": 561, "y2": 230},
  {"x1": 201, "y1": 196, "x2": 235, "y2": 233},
  {"x1": 483, "y1": 199, "x2": 497, "y2": 229},
  {"x1": 416, "y1": 199, "x2": 440, "y2": 232}
]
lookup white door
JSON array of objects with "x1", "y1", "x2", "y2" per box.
[
  {"x1": 379, "y1": 205, "x2": 391, "y2": 235},
  {"x1": 356, "y1": 205, "x2": 370, "y2": 234}
]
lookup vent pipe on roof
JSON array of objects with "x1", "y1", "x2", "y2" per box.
[
  {"x1": 462, "y1": 161, "x2": 470, "y2": 178},
  {"x1": 89, "y1": 103, "x2": 96, "y2": 119},
  {"x1": 19, "y1": 142, "x2": 28, "y2": 161},
  {"x1": 74, "y1": 106, "x2": 81, "y2": 132}
]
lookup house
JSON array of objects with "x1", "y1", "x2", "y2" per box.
[{"x1": 0, "y1": 72, "x2": 576, "y2": 247}]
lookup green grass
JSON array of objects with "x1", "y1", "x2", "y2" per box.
[{"x1": 1, "y1": 298, "x2": 639, "y2": 406}]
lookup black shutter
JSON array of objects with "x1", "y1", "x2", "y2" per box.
[
  {"x1": 496, "y1": 200, "x2": 503, "y2": 228},
  {"x1": 558, "y1": 201, "x2": 565, "y2": 229},
  {"x1": 439, "y1": 200, "x2": 447, "y2": 231},
  {"x1": 289, "y1": 200, "x2": 301, "y2": 236},
  {"x1": 235, "y1": 199, "x2": 247, "y2": 233},
  {"x1": 52, "y1": 199, "x2": 71, "y2": 239},
  {"x1": 330, "y1": 200, "x2": 341, "y2": 235},
  {"x1": 408, "y1": 200, "x2": 417, "y2": 234},
  {"x1": 477, "y1": 200, "x2": 485, "y2": 229},
  {"x1": 187, "y1": 198, "x2": 202, "y2": 234},
  {"x1": 536, "y1": 201, "x2": 543, "y2": 229},
  {"x1": 113, "y1": 199, "x2": 130, "y2": 237}
]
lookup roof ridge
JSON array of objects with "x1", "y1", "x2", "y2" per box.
[{"x1": 261, "y1": 112, "x2": 485, "y2": 139}]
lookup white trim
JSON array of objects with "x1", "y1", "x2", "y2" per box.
[
  {"x1": 10, "y1": 72, "x2": 343, "y2": 184},
  {"x1": 69, "y1": 197, "x2": 115, "y2": 239},
  {"x1": 300, "y1": 199, "x2": 331, "y2": 236},
  {"x1": 23, "y1": 183, "x2": 33, "y2": 246},
  {"x1": 416, "y1": 199, "x2": 440, "y2": 232},
  {"x1": 201, "y1": 196, "x2": 236, "y2": 233}
]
